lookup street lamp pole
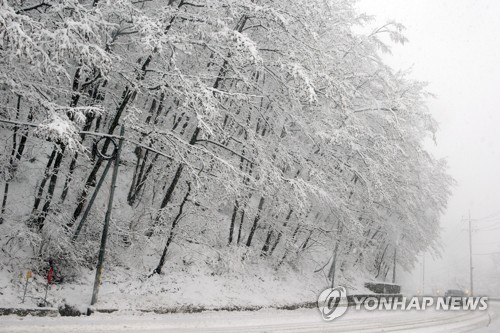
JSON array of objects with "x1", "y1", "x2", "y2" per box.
[{"x1": 468, "y1": 210, "x2": 474, "y2": 296}]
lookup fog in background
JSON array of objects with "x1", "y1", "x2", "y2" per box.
[{"x1": 357, "y1": 0, "x2": 500, "y2": 296}]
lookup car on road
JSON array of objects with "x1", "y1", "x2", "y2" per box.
[{"x1": 444, "y1": 289, "x2": 467, "y2": 305}]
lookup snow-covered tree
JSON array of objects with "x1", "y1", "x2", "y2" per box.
[{"x1": 0, "y1": 0, "x2": 452, "y2": 295}]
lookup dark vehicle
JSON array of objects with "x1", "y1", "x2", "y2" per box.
[{"x1": 444, "y1": 289, "x2": 467, "y2": 305}]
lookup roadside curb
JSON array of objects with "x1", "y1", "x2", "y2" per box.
[
  {"x1": 1, "y1": 294, "x2": 402, "y2": 317},
  {"x1": 0, "y1": 303, "x2": 316, "y2": 317},
  {"x1": 0, "y1": 307, "x2": 59, "y2": 317},
  {"x1": 0, "y1": 302, "x2": 317, "y2": 317}
]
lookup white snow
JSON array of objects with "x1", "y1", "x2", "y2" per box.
[{"x1": 0, "y1": 302, "x2": 498, "y2": 333}]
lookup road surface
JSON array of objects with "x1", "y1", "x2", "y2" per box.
[{"x1": 1, "y1": 302, "x2": 499, "y2": 332}]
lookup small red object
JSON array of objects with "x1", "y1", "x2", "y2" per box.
[{"x1": 47, "y1": 267, "x2": 53, "y2": 284}]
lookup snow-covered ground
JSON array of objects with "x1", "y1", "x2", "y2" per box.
[
  {"x1": 0, "y1": 263, "x2": 326, "y2": 311},
  {"x1": 1, "y1": 302, "x2": 498, "y2": 333},
  {"x1": 0, "y1": 244, "x2": 375, "y2": 312}
]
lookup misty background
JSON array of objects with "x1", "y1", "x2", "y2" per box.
[{"x1": 357, "y1": 0, "x2": 500, "y2": 296}]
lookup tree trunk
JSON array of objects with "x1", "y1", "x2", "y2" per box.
[
  {"x1": 245, "y1": 196, "x2": 265, "y2": 247},
  {"x1": 278, "y1": 223, "x2": 301, "y2": 266},
  {"x1": 375, "y1": 243, "x2": 389, "y2": 279},
  {"x1": 237, "y1": 209, "x2": 245, "y2": 244},
  {"x1": 71, "y1": 52, "x2": 151, "y2": 224},
  {"x1": 1, "y1": 95, "x2": 22, "y2": 224},
  {"x1": 299, "y1": 230, "x2": 313, "y2": 251},
  {"x1": 152, "y1": 126, "x2": 200, "y2": 229},
  {"x1": 228, "y1": 200, "x2": 239, "y2": 244},
  {"x1": 129, "y1": 152, "x2": 159, "y2": 206},
  {"x1": 260, "y1": 229, "x2": 273, "y2": 256},
  {"x1": 60, "y1": 113, "x2": 95, "y2": 203},
  {"x1": 269, "y1": 208, "x2": 293, "y2": 255},
  {"x1": 128, "y1": 148, "x2": 148, "y2": 205},
  {"x1": 33, "y1": 146, "x2": 66, "y2": 230},
  {"x1": 71, "y1": 87, "x2": 136, "y2": 226},
  {"x1": 33, "y1": 149, "x2": 57, "y2": 212},
  {"x1": 150, "y1": 182, "x2": 191, "y2": 276}
]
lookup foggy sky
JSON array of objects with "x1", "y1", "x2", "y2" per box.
[{"x1": 356, "y1": 0, "x2": 500, "y2": 295}]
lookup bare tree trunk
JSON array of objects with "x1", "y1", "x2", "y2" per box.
[
  {"x1": 278, "y1": 223, "x2": 301, "y2": 266},
  {"x1": 152, "y1": 126, "x2": 200, "y2": 230},
  {"x1": 128, "y1": 93, "x2": 165, "y2": 205},
  {"x1": 71, "y1": 87, "x2": 137, "y2": 226},
  {"x1": 31, "y1": 67, "x2": 81, "y2": 219},
  {"x1": 375, "y1": 243, "x2": 389, "y2": 279},
  {"x1": 237, "y1": 209, "x2": 245, "y2": 244},
  {"x1": 152, "y1": 13, "x2": 251, "y2": 219},
  {"x1": 1, "y1": 95, "x2": 22, "y2": 224},
  {"x1": 71, "y1": 50, "x2": 154, "y2": 225},
  {"x1": 127, "y1": 147, "x2": 143, "y2": 204},
  {"x1": 33, "y1": 149, "x2": 57, "y2": 212},
  {"x1": 128, "y1": 149, "x2": 148, "y2": 205},
  {"x1": 299, "y1": 230, "x2": 313, "y2": 251},
  {"x1": 150, "y1": 182, "x2": 191, "y2": 276},
  {"x1": 228, "y1": 200, "x2": 239, "y2": 244},
  {"x1": 152, "y1": 164, "x2": 184, "y2": 226},
  {"x1": 129, "y1": 152, "x2": 159, "y2": 206},
  {"x1": 60, "y1": 111, "x2": 96, "y2": 203},
  {"x1": 383, "y1": 264, "x2": 390, "y2": 281},
  {"x1": 269, "y1": 208, "x2": 293, "y2": 255},
  {"x1": 245, "y1": 196, "x2": 265, "y2": 247},
  {"x1": 260, "y1": 228, "x2": 273, "y2": 256},
  {"x1": 28, "y1": 66, "x2": 82, "y2": 227},
  {"x1": 32, "y1": 145, "x2": 66, "y2": 230}
]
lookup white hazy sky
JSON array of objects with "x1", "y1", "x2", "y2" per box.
[{"x1": 356, "y1": 0, "x2": 500, "y2": 295}]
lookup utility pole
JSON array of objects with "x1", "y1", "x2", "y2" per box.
[
  {"x1": 422, "y1": 253, "x2": 425, "y2": 295},
  {"x1": 468, "y1": 210, "x2": 474, "y2": 296},
  {"x1": 91, "y1": 126, "x2": 125, "y2": 306},
  {"x1": 392, "y1": 248, "x2": 397, "y2": 284}
]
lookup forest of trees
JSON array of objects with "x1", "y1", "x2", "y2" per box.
[{"x1": 0, "y1": 0, "x2": 452, "y2": 289}]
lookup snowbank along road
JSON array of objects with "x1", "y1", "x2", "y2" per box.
[{"x1": 1, "y1": 302, "x2": 499, "y2": 333}]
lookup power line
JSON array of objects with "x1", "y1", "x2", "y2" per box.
[
  {"x1": 480, "y1": 221, "x2": 500, "y2": 229},
  {"x1": 474, "y1": 223, "x2": 500, "y2": 232},
  {"x1": 471, "y1": 210, "x2": 500, "y2": 221},
  {"x1": 473, "y1": 251, "x2": 500, "y2": 256},
  {"x1": 476, "y1": 240, "x2": 500, "y2": 245}
]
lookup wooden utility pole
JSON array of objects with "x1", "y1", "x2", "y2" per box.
[{"x1": 91, "y1": 126, "x2": 124, "y2": 305}]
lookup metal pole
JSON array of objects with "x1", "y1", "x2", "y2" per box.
[
  {"x1": 422, "y1": 253, "x2": 425, "y2": 295},
  {"x1": 72, "y1": 158, "x2": 113, "y2": 241},
  {"x1": 91, "y1": 126, "x2": 124, "y2": 306},
  {"x1": 330, "y1": 241, "x2": 339, "y2": 289},
  {"x1": 468, "y1": 210, "x2": 474, "y2": 296},
  {"x1": 43, "y1": 283, "x2": 49, "y2": 305},
  {"x1": 21, "y1": 272, "x2": 31, "y2": 303},
  {"x1": 392, "y1": 248, "x2": 397, "y2": 284}
]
